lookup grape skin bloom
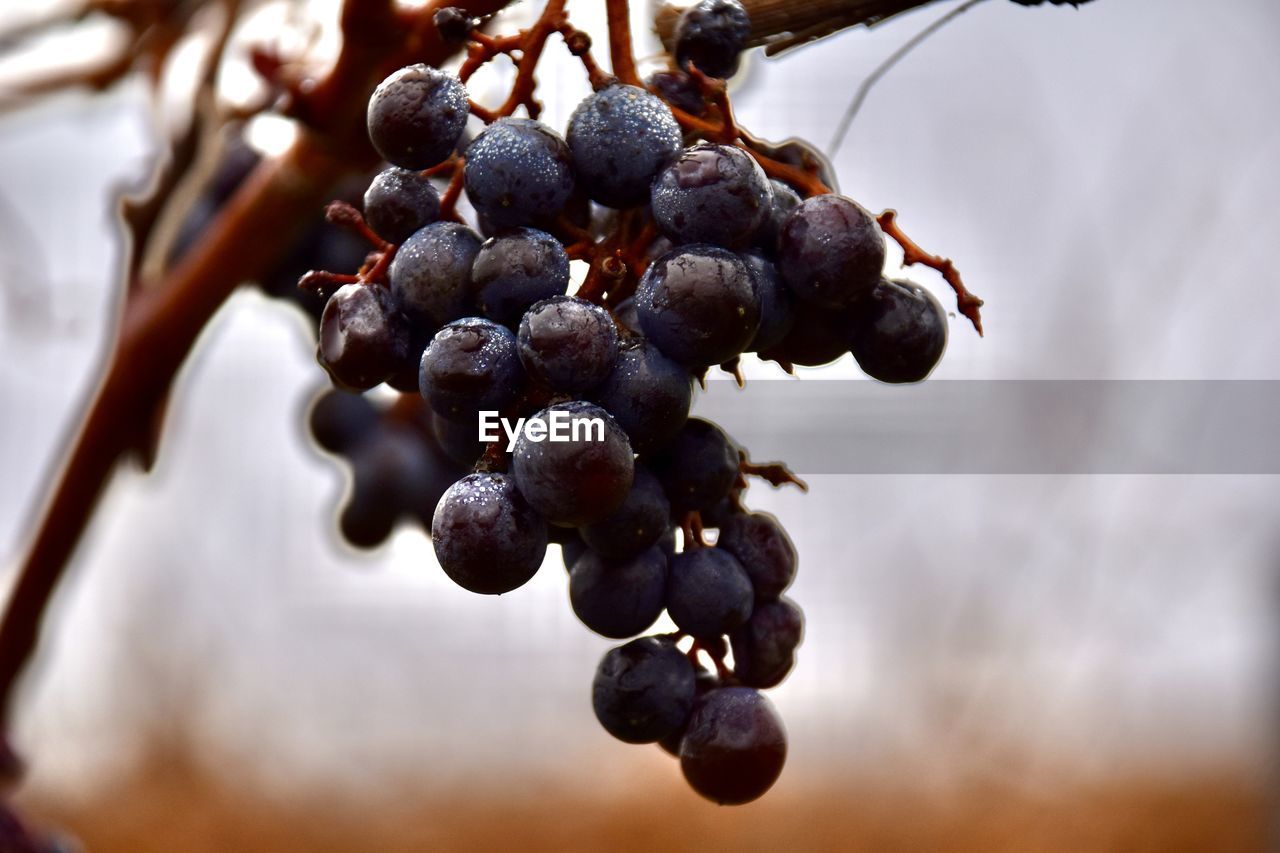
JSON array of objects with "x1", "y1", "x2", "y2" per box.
[
  {"x1": 464, "y1": 117, "x2": 576, "y2": 229},
  {"x1": 566, "y1": 84, "x2": 683, "y2": 209}
]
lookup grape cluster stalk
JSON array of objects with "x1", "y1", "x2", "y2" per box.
[{"x1": 295, "y1": 0, "x2": 981, "y2": 805}]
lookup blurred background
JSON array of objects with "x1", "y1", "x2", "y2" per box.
[{"x1": 1, "y1": 0, "x2": 1277, "y2": 850}]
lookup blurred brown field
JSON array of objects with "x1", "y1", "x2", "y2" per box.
[{"x1": 19, "y1": 751, "x2": 1269, "y2": 853}]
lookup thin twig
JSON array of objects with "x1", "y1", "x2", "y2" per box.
[{"x1": 877, "y1": 209, "x2": 984, "y2": 335}]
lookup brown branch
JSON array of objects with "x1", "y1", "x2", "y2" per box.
[
  {"x1": 877, "y1": 209, "x2": 984, "y2": 335},
  {"x1": 0, "y1": 0, "x2": 518, "y2": 733}
]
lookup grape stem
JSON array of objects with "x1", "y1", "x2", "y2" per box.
[
  {"x1": 740, "y1": 453, "x2": 809, "y2": 492},
  {"x1": 681, "y1": 512, "x2": 708, "y2": 549},
  {"x1": 877, "y1": 209, "x2": 984, "y2": 336},
  {"x1": 604, "y1": 0, "x2": 642, "y2": 85}
]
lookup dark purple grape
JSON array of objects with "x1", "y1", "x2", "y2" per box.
[
  {"x1": 367, "y1": 64, "x2": 469, "y2": 169},
  {"x1": 419, "y1": 318, "x2": 524, "y2": 422},
  {"x1": 432, "y1": 472, "x2": 548, "y2": 594},
  {"x1": 849, "y1": 278, "x2": 948, "y2": 383},
  {"x1": 580, "y1": 466, "x2": 670, "y2": 559},
  {"x1": 741, "y1": 251, "x2": 793, "y2": 352},
  {"x1": 658, "y1": 666, "x2": 718, "y2": 756},
  {"x1": 433, "y1": 6, "x2": 473, "y2": 42},
  {"x1": 317, "y1": 284, "x2": 411, "y2": 391},
  {"x1": 431, "y1": 410, "x2": 486, "y2": 468},
  {"x1": 717, "y1": 511, "x2": 796, "y2": 600},
  {"x1": 592, "y1": 338, "x2": 693, "y2": 453},
  {"x1": 389, "y1": 221, "x2": 481, "y2": 327},
  {"x1": 363, "y1": 166, "x2": 441, "y2": 244},
  {"x1": 646, "y1": 70, "x2": 706, "y2": 117},
  {"x1": 650, "y1": 418, "x2": 739, "y2": 512},
  {"x1": 566, "y1": 84, "x2": 683, "y2": 209},
  {"x1": 569, "y1": 546, "x2": 668, "y2": 639},
  {"x1": 308, "y1": 388, "x2": 379, "y2": 454},
  {"x1": 471, "y1": 228, "x2": 570, "y2": 326},
  {"x1": 592, "y1": 637, "x2": 695, "y2": 743},
  {"x1": 338, "y1": 424, "x2": 438, "y2": 549},
  {"x1": 758, "y1": 299, "x2": 854, "y2": 367},
  {"x1": 517, "y1": 296, "x2": 619, "y2": 394},
  {"x1": 756, "y1": 179, "x2": 801, "y2": 254},
  {"x1": 778, "y1": 194, "x2": 885, "y2": 310},
  {"x1": 651, "y1": 143, "x2": 772, "y2": 248},
  {"x1": 510, "y1": 401, "x2": 635, "y2": 526},
  {"x1": 665, "y1": 547, "x2": 753, "y2": 638},
  {"x1": 636, "y1": 244, "x2": 760, "y2": 367},
  {"x1": 674, "y1": 0, "x2": 752, "y2": 79},
  {"x1": 680, "y1": 687, "x2": 786, "y2": 805},
  {"x1": 730, "y1": 597, "x2": 803, "y2": 688},
  {"x1": 464, "y1": 117, "x2": 575, "y2": 228}
]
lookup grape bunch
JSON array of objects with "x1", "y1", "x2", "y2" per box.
[{"x1": 296, "y1": 0, "x2": 968, "y2": 805}]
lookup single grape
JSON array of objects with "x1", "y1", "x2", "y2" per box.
[
  {"x1": 645, "y1": 70, "x2": 706, "y2": 117},
  {"x1": 741, "y1": 251, "x2": 794, "y2": 352},
  {"x1": 674, "y1": 0, "x2": 752, "y2": 79},
  {"x1": 579, "y1": 466, "x2": 671, "y2": 560},
  {"x1": 569, "y1": 546, "x2": 668, "y2": 639},
  {"x1": 679, "y1": 687, "x2": 786, "y2": 805},
  {"x1": 517, "y1": 296, "x2": 619, "y2": 394},
  {"x1": 419, "y1": 318, "x2": 524, "y2": 423},
  {"x1": 756, "y1": 179, "x2": 801, "y2": 254},
  {"x1": 389, "y1": 221, "x2": 482, "y2": 326},
  {"x1": 592, "y1": 338, "x2": 693, "y2": 453},
  {"x1": 338, "y1": 488, "x2": 398, "y2": 549},
  {"x1": 433, "y1": 6, "x2": 473, "y2": 42},
  {"x1": 367, "y1": 64, "x2": 468, "y2": 169},
  {"x1": 592, "y1": 637, "x2": 695, "y2": 743},
  {"x1": 566, "y1": 84, "x2": 683, "y2": 208},
  {"x1": 308, "y1": 388, "x2": 379, "y2": 454},
  {"x1": 729, "y1": 597, "x2": 803, "y2": 689},
  {"x1": 471, "y1": 228, "x2": 570, "y2": 326},
  {"x1": 717, "y1": 511, "x2": 796, "y2": 600},
  {"x1": 363, "y1": 166, "x2": 441, "y2": 244},
  {"x1": 337, "y1": 424, "x2": 437, "y2": 548},
  {"x1": 464, "y1": 117, "x2": 575, "y2": 228},
  {"x1": 510, "y1": 401, "x2": 635, "y2": 526},
  {"x1": 848, "y1": 278, "x2": 948, "y2": 383},
  {"x1": 636, "y1": 244, "x2": 760, "y2": 367},
  {"x1": 665, "y1": 547, "x2": 753, "y2": 638},
  {"x1": 432, "y1": 473, "x2": 548, "y2": 594},
  {"x1": 650, "y1": 417, "x2": 739, "y2": 512},
  {"x1": 651, "y1": 142, "x2": 772, "y2": 248},
  {"x1": 778, "y1": 194, "x2": 885, "y2": 310},
  {"x1": 317, "y1": 284, "x2": 411, "y2": 391}
]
